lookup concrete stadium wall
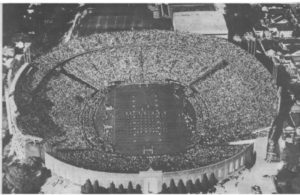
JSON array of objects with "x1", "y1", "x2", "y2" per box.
[
  {"x1": 45, "y1": 153, "x2": 142, "y2": 188},
  {"x1": 162, "y1": 144, "x2": 253, "y2": 185},
  {"x1": 44, "y1": 144, "x2": 253, "y2": 193}
]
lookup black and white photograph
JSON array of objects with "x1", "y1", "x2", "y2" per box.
[{"x1": 1, "y1": 2, "x2": 300, "y2": 194}]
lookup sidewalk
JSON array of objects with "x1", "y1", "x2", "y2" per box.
[
  {"x1": 40, "y1": 173, "x2": 81, "y2": 194},
  {"x1": 216, "y1": 136, "x2": 282, "y2": 193}
]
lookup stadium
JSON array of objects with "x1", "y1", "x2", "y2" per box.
[
  {"x1": 7, "y1": 30, "x2": 276, "y2": 193},
  {"x1": 4, "y1": 3, "x2": 300, "y2": 194}
]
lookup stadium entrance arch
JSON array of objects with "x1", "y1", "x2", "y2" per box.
[{"x1": 140, "y1": 168, "x2": 163, "y2": 194}]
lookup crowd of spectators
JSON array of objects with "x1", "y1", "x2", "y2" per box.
[
  {"x1": 16, "y1": 30, "x2": 276, "y2": 172},
  {"x1": 49, "y1": 145, "x2": 245, "y2": 173}
]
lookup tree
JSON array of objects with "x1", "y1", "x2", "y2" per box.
[
  {"x1": 93, "y1": 180, "x2": 100, "y2": 193},
  {"x1": 26, "y1": 157, "x2": 43, "y2": 170},
  {"x1": 2, "y1": 176, "x2": 14, "y2": 193},
  {"x1": 161, "y1": 183, "x2": 169, "y2": 194},
  {"x1": 127, "y1": 181, "x2": 134, "y2": 193},
  {"x1": 208, "y1": 186, "x2": 216, "y2": 193},
  {"x1": 108, "y1": 182, "x2": 116, "y2": 194},
  {"x1": 186, "y1": 180, "x2": 195, "y2": 194},
  {"x1": 81, "y1": 179, "x2": 93, "y2": 194},
  {"x1": 194, "y1": 178, "x2": 202, "y2": 193},
  {"x1": 99, "y1": 186, "x2": 108, "y2": 194},
  {"x1": 135, "y1": 184, "x2": 142, "y2": 193},
  {"x1": 195, "y1": 178, "x2": 204, "y2": 193},
  {"x1": 201, "y1": 174, "x2": 209, "y2": 193},
  {"x1": 209, "y1": 173, "x2": 218, "y2": 187},
  {"x1": 169, "y1": 179, "x2": 177, "y2": 193},
  {"x1": 246, "y1": 151, "x2": 257, "y2": 169},
  {"x1": 251, "y1": 151, "x2": 257, "y2": 167},
  {"x1": 177, "y1": 179, "x2": 186, "y2": 193},
  {"x1": 4, "y1": 162, "x2": 51, "y2": 194},
  {"x1": 117, "y1": 184, "x2": 125, "y2": 193},
  {"x1": 245, "y1": 153, "x2": 252, "y2": 169},
  {"x1": 81, "y1": 184, "x2": 85, "y2": 193}
]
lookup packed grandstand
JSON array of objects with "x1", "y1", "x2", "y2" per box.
[{"x1": 14, "y1": 30, "x2": 276, "y2": 173}]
